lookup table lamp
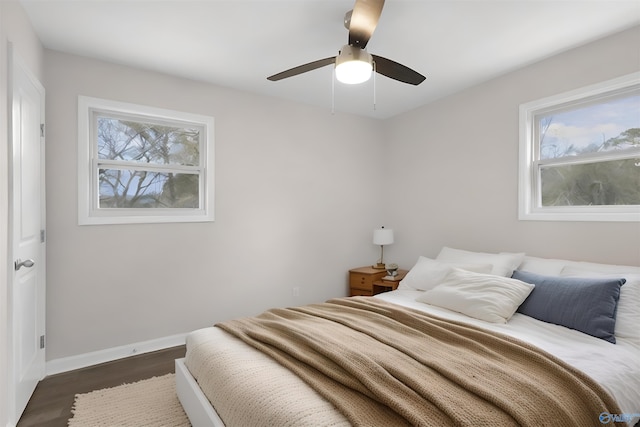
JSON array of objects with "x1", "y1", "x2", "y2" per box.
[{"x1": 372, "y1": 226, "x2": 394, "y2": 269}]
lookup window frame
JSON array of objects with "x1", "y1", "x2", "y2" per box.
[
  {"x1": 78, "y1": 96, "x2": 215, "y2": 225},
  {"x1": 518, "y1": 72, "x2": 640, "y2": 222}
]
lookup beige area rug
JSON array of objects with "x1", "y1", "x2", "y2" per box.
[{"x1": 68, "y1": 373, "x2": 191, "y2": 426}]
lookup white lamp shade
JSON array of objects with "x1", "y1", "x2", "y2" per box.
[{"x1": 373, "y1": 228, "x2": 394, "y2": 246}]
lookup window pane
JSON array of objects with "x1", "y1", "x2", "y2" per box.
[
  {"x1": 97, "y1": 117, "x2": 200, "y2": 166},
  {"x1": 538, "y1": 94, "x2": 640, "y2": 160},
  {"x1": 99, "y1": 168, "x2": 199, "y2": 209},
  {"x1": 540, "y1": 158, "x2": 640, "y2": 206}
]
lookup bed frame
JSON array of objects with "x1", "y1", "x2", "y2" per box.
[
  {"x1": 175, "y1": 358, "x2": 224, "y2": 427},
  {"x1": 174, "y1": 253, "x2": 640, "y2": 427}
]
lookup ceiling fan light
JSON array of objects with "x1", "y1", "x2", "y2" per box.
[
  {"x1": 336, "y1": 61, "x2": 372, "y2": 84},
  {"x1": 335, "y1": 45, "x2": 373, "y2": 84}
]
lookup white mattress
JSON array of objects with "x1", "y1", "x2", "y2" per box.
[{"x1": 185, "y1": 290, "x2": 640, "y2": 426}]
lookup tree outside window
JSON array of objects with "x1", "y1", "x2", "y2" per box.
[{"x1": 78, "y1": 97, "x2": 214, "y2": 225}]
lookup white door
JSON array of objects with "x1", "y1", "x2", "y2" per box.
[{"x1": 8, "y1": 46, "x2": 46, "y2": 425}]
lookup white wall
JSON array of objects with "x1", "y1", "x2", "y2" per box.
[
  {"x1": 383, "y1": 26, "x2": 640, "y2": 268},
  {"x1": 44, "y1": 51, "x2": 386, "y2": 361},
  {"x1": 34, "y1": 20, "x2": 640, "y2": 368},
  {"x1": 0, "y1": 1, "x2": 44, "y2": 424}
]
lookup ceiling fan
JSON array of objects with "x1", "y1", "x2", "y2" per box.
[{"x1": 267, "y1": 0, "x2": 425, "y2": 86}]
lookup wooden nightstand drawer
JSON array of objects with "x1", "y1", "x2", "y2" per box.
[
  {"x1": 349, "y1": 273, "x2": 378, "y2": 291},
  {"x1": 348, "y1": 266, "x2": 388, "y2": 296}
]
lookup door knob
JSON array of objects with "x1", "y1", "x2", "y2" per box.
[{"x1": 14, "y1": 258, "x2": 35, "y2": 271}]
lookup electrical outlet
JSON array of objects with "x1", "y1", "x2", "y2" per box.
[{"x1": 292, "y1": 287, "x2": 300, "y2": 297}]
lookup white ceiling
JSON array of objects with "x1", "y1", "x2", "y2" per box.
[{"x1": 19, "y1": 0, "x2": 640, "y2": 119}]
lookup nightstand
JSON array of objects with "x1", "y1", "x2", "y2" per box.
[{"x1": 348, "y1": 266, "x2": 408, "y2": 296}]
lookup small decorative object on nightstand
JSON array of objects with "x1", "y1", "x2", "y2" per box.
[
  {"x1": 384, "y1": 263, "x2": 399, "y2": 280},
  {"x1": 349, "y1": 266, "x2": 408, "y2": 296}
]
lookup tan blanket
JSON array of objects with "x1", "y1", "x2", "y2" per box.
[{"x1": 217, "y1": 297, "x2": 622, "y2": 427}]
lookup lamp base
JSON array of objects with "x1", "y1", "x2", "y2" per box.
[{"x1": 372, "y1": 263, "x2": 386, "y2": 269}]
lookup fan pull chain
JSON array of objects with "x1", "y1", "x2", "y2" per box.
[{"x1": 373, "y1": 61, "x2": 377, "y2": 111}]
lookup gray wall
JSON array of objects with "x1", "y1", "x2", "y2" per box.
[
  {"x1": 383, "y1": 26, "x2": 640, "y2": 268},
  {"x1": 43, "y1": 25, "x2": 640, "y2": 363},
  {"x1": 44, "y1": 51, "x2": 386, "y2": 360}
]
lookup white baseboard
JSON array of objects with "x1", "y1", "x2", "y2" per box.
[{"x1": 45, "y1": 333, "x2": 187, "y2": 376}]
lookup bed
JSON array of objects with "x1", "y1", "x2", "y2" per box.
[{"x1": 176, "y1": 247, "x2": 640, "y2": 426}]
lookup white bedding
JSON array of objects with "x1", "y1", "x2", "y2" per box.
[
  {"x1": 184, "y1": 289, "x2": 640, "y2": 426},
  {"x1": 377, "y1": 290, "x2": 640, "y2": 423}
]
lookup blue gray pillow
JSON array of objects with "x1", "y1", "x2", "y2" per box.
[{"x1": 512, "y1": 270, "x2": 625, "y2": 344}]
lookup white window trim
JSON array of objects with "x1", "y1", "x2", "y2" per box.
[
  {"x1": 518, "y1": 72, "x2": 640, "y2": 222},
  {"x1": 78, "y1": 96, "x2": 215, "y2": 225}
]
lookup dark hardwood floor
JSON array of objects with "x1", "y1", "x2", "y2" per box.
[{"x1": 17, "y1": 345, "x2": 186, "y2": 427}]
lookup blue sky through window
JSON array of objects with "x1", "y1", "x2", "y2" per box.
[{"x1": 539, "y1": 94, "x2": 639, "y2": 159}]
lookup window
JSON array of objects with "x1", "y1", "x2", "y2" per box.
[
  {"x1": 519, "y1": 72, "x2": 640, "y2": 221},
  {"x1": 78, "y1": 96, "x2": 214, "y2": 225}
]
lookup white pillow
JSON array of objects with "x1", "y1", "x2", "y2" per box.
[
  {"x1": 561, "y1": 266, "x2": 640, "y2": 344},
  {"x1": 416, "y1": 268, "x2": 535, "y2": 323},
  {"x1": 436, "y1": 247, "x2": 525, "y2": 277},
  {"x1": 517, "y1": 256, "x2": 568, "y2": 276},
  {"x1": 398, "y1": 256, "x2": 493, "y2": 291},
  {"x1": 562, "y1": 261, "x2": 640, "y2": 275}
]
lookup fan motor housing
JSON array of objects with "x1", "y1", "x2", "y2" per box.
[{"x1": 336, "y1": 45, "x2": 372, "y2": 67}]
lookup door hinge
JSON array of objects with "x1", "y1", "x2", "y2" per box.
[
  {"x1": 40, "y1": 229, "x2": 45, "y2": 243},
  {"x1": 40, "y1": 335, "x2": 45, "y2": 349},
  {"x1": 40, "y1": 123, "x2": 45, "y2": 138}
]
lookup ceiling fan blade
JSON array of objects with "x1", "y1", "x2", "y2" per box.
[
  {"x1": 372, "y1": 54, "x2": 426, "y2": 85},
  {"x1": 267, "y1": 57, "x2": 336, "y2": 81},
  {"x1": 348, "y1": 0, "x2": 385, "y2": 49}
]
